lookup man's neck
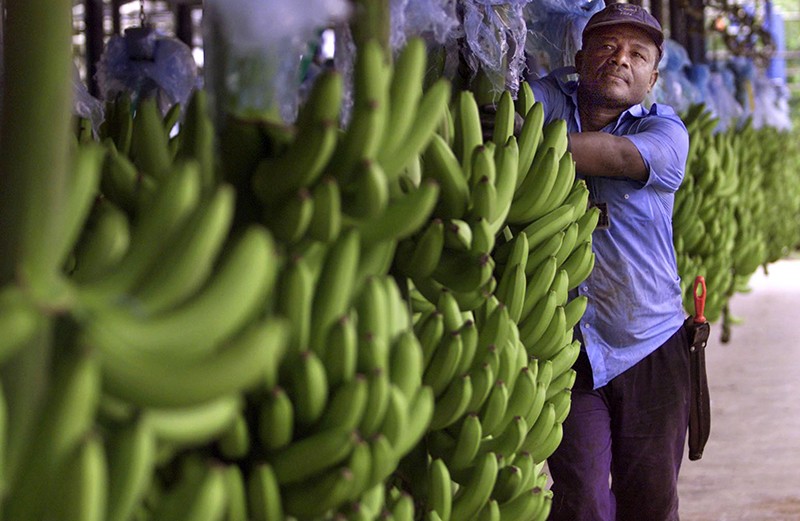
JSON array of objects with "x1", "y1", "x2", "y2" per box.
[{"x1": 577, "y1": 90, "x2": 630, "y2": 132}]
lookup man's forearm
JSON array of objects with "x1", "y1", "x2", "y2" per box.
[{"x1": 568, "y1": 132, "x2": 648, "y2": 182}]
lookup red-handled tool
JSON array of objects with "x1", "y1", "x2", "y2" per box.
[
  {"x1": 686, "y1": 274, "x2": 711, "y2": 461},
  {"x1": 693, "y1": 275, "x2": 707, "y2": 324}
]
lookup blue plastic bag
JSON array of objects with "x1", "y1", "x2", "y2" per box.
[
  {"x1": 203, "y1": 0, "x2": 349, "y2": 124},
  {"x1": 524, "y1": 0, "x2": 604, "y2": 73},
  {"x1": 95, "y1": 26, "x2": 198, "y2": 116},
  {"x1": 461, "y1": 0, "x2": 533, "y2": 97}
]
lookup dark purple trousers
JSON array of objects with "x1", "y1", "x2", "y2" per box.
[{"x1": 548, "y1": 325, "x2": 691, "y2": 521}]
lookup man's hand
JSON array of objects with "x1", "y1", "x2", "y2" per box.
[{"x1": 479, "y1": 104, "x2": 524, "y2": 142}]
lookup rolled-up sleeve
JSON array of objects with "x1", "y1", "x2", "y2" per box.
[{"x1": 623, "y1": 115, "x2": 689, "y2": 193}]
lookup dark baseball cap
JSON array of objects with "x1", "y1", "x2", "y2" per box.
[{"x1": 582, "y1": 3, "x2": 664, "y2": 57}]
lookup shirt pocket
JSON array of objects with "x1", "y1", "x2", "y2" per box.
[{"x1": 614, "y1": 185, "x2": 654, "y2": 222}]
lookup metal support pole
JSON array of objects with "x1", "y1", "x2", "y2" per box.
[
  {"x1": 687, "y1": 0, "x2": 707, "y2": 63},
  {"x1": 84, "y1": 0, "x2": 105, "y2": 96},
  {"x1": 669, "y1": 0, "x2": 689, "y2": 51},
  {"x1": 175, "y1": 3, "x2": 193, "y2": 48},
  {"x1": 112, "y1": 0, "x2": 122, "y2": 34}
]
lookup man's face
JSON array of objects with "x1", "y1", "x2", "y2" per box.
[{"x1": 575, "y1": 24, "x2": 660, "y2": 109}]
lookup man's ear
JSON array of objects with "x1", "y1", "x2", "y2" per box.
[
  {"x1": 574, "y1": 50, "x2": 583, "y2": 70},
  {"x1": 647, "y1": 68, "x2": 659, "y2": 92}
]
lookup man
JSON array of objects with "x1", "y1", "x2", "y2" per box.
[{"x1": 528, "y1": 4, "x2": 691, "y2": 521}]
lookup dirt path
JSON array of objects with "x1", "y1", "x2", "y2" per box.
[{"x1": 678, "y1": 256, "x2": 800, "y2": 521}]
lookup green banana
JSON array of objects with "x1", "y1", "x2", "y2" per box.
[
  {"x1": 99, "y1": 139, "x2": 150, "y2": 214},
  {"x1": 247, "y1": 463, "x2": 284, "y2": 521},
  {"x1": 145, "y1": 394, "x2": 242, "y2": 448},
  {"x1": 550, "y1": 267, "x2": 570, "y2": 307},
  {"x1": 516, "y1": 102, "x2": 545, "y2": 184},
  {"x1": 69, "y1": 197, "x2": 131, "y2": 283},
  {"x1": 492, "y1": 90, "x2": 516, "y2": 146},
  {"x1": 423, "y1": 133, "x2": 471, "y2": 219},
  {"x1": 269, "y1": 428, "x2": 358, "y2": 485},
  {"x1": 130, "y1": 96, "x2": 171, "y2": 180},
  {"x1": 55, "y1": 143, "x2": 106, "y2": 268},
  {"x1": 92, "y1": 318, "x2": 288, "y2": 408},
  {"x1": 492, "y1": 465, "x2": 525, "y2": 504},
  {"x1": 285, "y1": 351, "x2": 328, "y2": 426},
  {"x1": 524, "y1": 231, "x2": 564, "y2": 277},
  {"x1": 428, "y1": 458, "x2": 453, "y2": 521},
  {"x1": 379, "y1": 79, "x2": 452, "y2": 180},
  {"x1": 323, "y1": 312, "x2": 359, "y2": 387},
  {"x1": 351, "y1": 178, "x2": 440, "y2": 244},
  {"x1": 396, "y1": 218, "x2": 445, "y2": 279},
  {"x1": 276, "y1": 252, "x2": 314, "y2": 353},
  {"x1": 449, "y1": 412, "x2": 483, "y2": 471},
  {"x1": 0, "y1": 286, "x2": 43, "y2": 364},
  {"x1": 342, "y1": 158, "x2": 390, "y2": 219},
  {"x1": 501, "y1": 365, "x2": 538, "y2": 429},
  {"x1": 469, "y1": 174, "x2": 498, "y2": 222},
  {"x1": 480, "y1": 414, "x2": 528, "y2": 460},
  {"x1": 507, "y1": 147, "x2": 559, "y2": 224},
  {"x1": 423, "y1": 331, "x2": 463, "y2": 398},
  {"x1": 379, "y1": 37, "x2": 426, "y2": 157},
  {"x1": 520, "y1": 403, "x2": 555, "y2": 456},
  {"x1": 466, "y1": 358, "x2": 496, "y2": 415},
  {"x1": 389, "y1": 330, "x2": 425, "y2": 398},
  {"x1": 175, "y1": 88, "x2": 216, "y2": 188},
  {"x1": 450, "y1": 451, "x2": 498, "y2": 521},
  {"x1": 359, "y1": 368, "x2": 392, "y2": 437},
  {"x1": 5, "y1": 348, "x2": 101, "y2": 521},
  {"x1": 105, "y1": 419, "x2": 156, "y2": 521},
  {"x1": 518, "y1": 289, "x2": 558, "y2": 349},
  {"x1": 564, "y1": 295, "x2": 588, "y2": 331},
  {"x1": 128, "y1": 182, "x2": 235, "y2": 314},
  {"x1": 490, "y1": 136, "x2": 520, "y2": 230},
  {"x1": 328, "y1": 40, "x2": 390, "y2": 182},
  {"x1": 479, "y1": 379, "x2": 509, "y2": 437},
  {"x1": 518, "y1": 203, "x2": 575, "y2": 252},
  {"x1": 549, "y1": 339, "x2": 581, "y2": 381},
  {"x1": 528, "y1": 306, "x2": 567, "y2": 360},
  {"x1": 430, "y1": 373, "x2": 473, "y2": 430},
  {"x1": 549, "y1": 387, "x2": 573, "y2": 424},
  {"x1": 563, "y1": 240, "x2": 595, "y2": 290},
  {"x1": 498, "y1": 485, "x2": 549, "y2": 521},
  {"x1": 307, "y1": 176, "x2": 343, "y2": 242},
  {"x1": 454, "y1": 90, "x2": 484, "y2": 180},
  {"x1": 529, "y1": 421, "x2": 564, "y2": 464},
  {"x1": 78, "y1": 158, "x2": 202, "y2": 300},
  {"x1": 319, "y1": 372, "x2": 369, "y2": 432},
  {"x1": 261, "y1": 186, "x2": 315, "y2": 244},
  {"x1": 310, "y1": 228, "x2": 361, "y2": 349},
  {"x1": 395, "y1": 385, "x2": 435, "y2": 455},
  {"x1": 553, "y1": 222, "x2": 579, "y2": 268},
  {"x1": 258, "y1": 386, "x2": 294, "y2": 452},
  {"x1": 49, "y1": 433, "x2": 108, "y2": 521},
  {"x1": 218, "y1": 411, "x2": 250, "y2": 460},
  {"x1": 222, "y1": 464, "x2": 248, "y2": 521},
  {"x1": 496, "y1": 263, "x2": 527, "y2": 324},
  {"x1": 521, "y1": 256, "x2": 558, "y2": 318},
  {"x1": 86, "y1": 225, "x2": 278, "y2": 362},
  {"x1": 380, "y1": 385, "x2": 411, "y2": 448}
]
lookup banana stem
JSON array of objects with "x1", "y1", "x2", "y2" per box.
[
  {"x1": 348, "y1": 0, "x2": 391, "y2": 61},
  {"x1": 0, "y1": 0, "x2": 74, "y2": 287}
]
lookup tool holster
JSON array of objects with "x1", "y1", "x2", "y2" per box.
[{"x1": 684, "y1": 316, "x2": 711, "y2": 461}]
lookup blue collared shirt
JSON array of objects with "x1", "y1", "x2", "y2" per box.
[{"x1": 530, "y1": 67, "x2": 689, "y2": 388}]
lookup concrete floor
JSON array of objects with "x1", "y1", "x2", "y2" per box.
[{"x1": 677, "y1": 256, "x2": 800, "y2": 521}]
